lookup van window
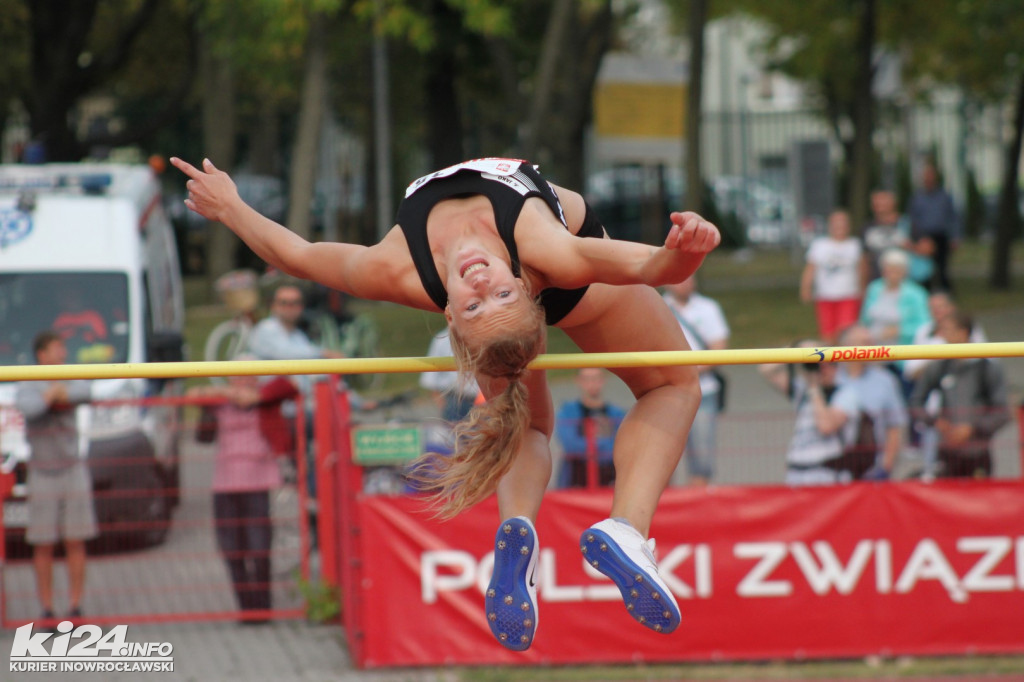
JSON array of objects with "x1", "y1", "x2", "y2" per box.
[{"x1": 0, "y1": 272, "x2": 130, "y2": 365}]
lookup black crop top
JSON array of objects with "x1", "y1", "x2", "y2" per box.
[{"x1": 395, "y1": 159, "x2": 603, "y2": 325}]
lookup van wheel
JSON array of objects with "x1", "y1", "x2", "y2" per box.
[
  {"x1": 136, "y1": 466, "x2": 172, "y2": 547},
  {"x1": 162, "y1": 448, "x2": 181, "y2": 509}
]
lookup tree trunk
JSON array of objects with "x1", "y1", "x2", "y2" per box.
[
  {"x1": 522, "y1": 0, "x2": 574, "y2": 161},
  {"x1": 484, "y1": 38, "x2": 523, "y2": 146},
  {"x1": 25, "y1": 0, "x2": 161, "y2": 161},
  {"x1": 848, "y1": 0, "x2": 876, "y2": 233},
  {"x1": 989, "y1": 70, "x2": 1024, "y2": 289},
  {"x1": 684, "y1": 0, "x2": 707, "y2": 214},
  {"x1": 200, "y1": 35, "x2": 238, "y2": 282},
  {"x1": 425, "y1": 0, "x2": 464, "y2": 168},
  {"x1": 248, "y1": 100, "x2": 281, "y2": 176},
  {"x1": 286, "y1": 14, "x2": 329, "y2": 241},
  {"x1": 26, "y1": 0, "x2": 98, "y2": 160},
  {"x1": 536, "y1": 0, "x2": 615, "y2": 190}
]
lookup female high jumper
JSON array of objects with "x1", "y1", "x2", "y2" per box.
[{"x1": 171, "y1": 156, "x2": 720, "y2": 650}]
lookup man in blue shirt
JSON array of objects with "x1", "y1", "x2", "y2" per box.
[
  {"x1": 555, "y1": 368, "x2": 626, "y2": 488},
  {"x1": 907, "y1": 160, "x2": 960, "y2": 293},
  {"x1": 837, "y1": 325, "x2": 909, "y2": 480}
]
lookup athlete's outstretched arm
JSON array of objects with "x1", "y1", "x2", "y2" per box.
[
  {"x1": 522, "y1": 185, "x2": 721, "y2": 289},
  {"x1": 171, "y1": 157, "x2": 418, "y2": 304}
]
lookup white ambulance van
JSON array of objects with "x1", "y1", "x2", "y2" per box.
[{"x1": 0, "y1": 162, "x2": 186, "y2": 549}]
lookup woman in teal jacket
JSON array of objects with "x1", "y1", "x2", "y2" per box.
[{"x1": 860, "y1": 248, "x2": 932, "y2": 346}]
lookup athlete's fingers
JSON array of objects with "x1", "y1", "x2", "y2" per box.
[
  {"x1": 695, "y1": 226, "x2": 718, "y2": 252},
  {"x1": 690, "y1": 222, "x2": 713, "y2": 251},
  {"x1": 677, "y1": 212, "x2": 703, "y2": 240},
  {"x1": 678, "y1": 218, "x2": 699, "y2": 246},
  {"x1": 203, "y1": 158, "x2": 217, "y2": 173},
  {"x1": 707, "y1": 224, "x2": 722, "y2": 250},
  {"x1": 170, "y1": 157, "x2": 202, "y2": 180},
  {"x1": 664, "y1": 222, "x2": 682, "y2": 249},
  {"x1": 676, "y1": 218, "x2": 719, "y2": 253}
]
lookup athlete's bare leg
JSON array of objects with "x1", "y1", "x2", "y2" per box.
[
  {"x1": 481, "y1": 368, "x2": 552, "y2": 651},
  {"x1": 477, "y1": 368, "x2": 554, "y2": 523},
  {"x1": 563, "y1": 284, "x2": 700, "y2": 538}
]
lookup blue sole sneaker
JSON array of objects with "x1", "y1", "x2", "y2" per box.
[
  {"x1": 485, "y1": 516, "x2": 538, "y2": 651},
  {"x1": 580, "y1": 518, "x2": 681, "y2": 634}
]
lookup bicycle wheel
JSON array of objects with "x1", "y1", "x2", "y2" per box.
[
  {"x1": 204, "y1": 318, "x2": 252, "y2": 383},
  {"x1": 308, "y1": 313, "x2": 382, "y2": 391},
  {"x1": 271, "y1": 483, "x2": 304, "y2": 579},
  {"x1": 339, "y1": 315, "x2": 382, "y2": 390}
]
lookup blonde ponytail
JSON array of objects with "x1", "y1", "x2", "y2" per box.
[{"x1": 410, "y1": 301, "x2": 545, "y2": 517}]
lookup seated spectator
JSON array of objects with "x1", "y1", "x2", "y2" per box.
[
  {"x1": 555, "y1": 368, "x2": 626, "y2": 488},
  {"x1": 189, "y1": 370, "x2": 298, "y2": 623},
  {"x1": 860, "y1": 248, "x2": 931, "y2": 347},
  {"x1": 760, "y1": 340, "x2": 860, "y2": 485},
  {"x1": 903, "y1": 292, "x2": 988, "y2": 478},
  {"x1": 909, "y1": 312, "x2": 1011, "y2": 479},
  {"x1": 904, "y1": 291, "x2": 988, "y2": 382},
  {"x1": 836, "y1": 325, "x2": 909, "y2": 480}
]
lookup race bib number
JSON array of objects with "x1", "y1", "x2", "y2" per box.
[{"x1": 405, "y1": 158, "x2": 527, "y2": 198}]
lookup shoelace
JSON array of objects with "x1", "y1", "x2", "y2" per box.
[
  {"x1": 612, "y1": 518, "x2": 660, "y2": 569},
  {"x1": 642, "y1": 538, "x2": 659, "y2": 567}
]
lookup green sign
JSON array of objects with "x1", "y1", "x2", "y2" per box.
[{"x1": 352, "y1": 426, "x2": 422, "y2": 465}]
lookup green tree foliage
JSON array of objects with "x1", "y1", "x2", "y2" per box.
[
  {"x1": 720, "y1": 0, "x2": 1024, "y2": 286},
  {"x1": 1, "y1": 0, "x2": 623, "y2": 260},
  {"x1": 716, "y1": 0, "x2": 879, "y2": 231},
  {"x1": 355, "y1": 0, "x2": 619, "y2": 186},
  {"x1": 3, "y1": 0, "x2": 175, "y2": 160},
  {"x1": 0, "y1": 2, "x2": 29, "y2": 143}
]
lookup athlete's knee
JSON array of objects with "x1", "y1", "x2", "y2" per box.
[{"x1": 661, "y1": 365, "x2": 701, "y2": 399}]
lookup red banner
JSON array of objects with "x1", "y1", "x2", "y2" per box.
[{"x1": 354, "y1": 481, "x2": 1024, "y2": 668}]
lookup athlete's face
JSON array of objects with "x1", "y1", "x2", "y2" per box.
[{"x1": 445, "y1": 250, "x2": 530, "y2": 339}]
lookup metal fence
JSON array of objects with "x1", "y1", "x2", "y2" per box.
[{"x1": 1, "y1": 394, "x2": 310, "y2": 628}]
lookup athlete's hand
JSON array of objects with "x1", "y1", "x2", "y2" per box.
[
  {"x1": 169, "y1": 157, "x2": 240, "y2": 224},
  {"x1": 664, "y1": 212, "x2": 721, "y2": 254}
]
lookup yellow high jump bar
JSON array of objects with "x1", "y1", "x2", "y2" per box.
[{"x1": 0, "y1": 342, "x2": 1021, "y2": 382}]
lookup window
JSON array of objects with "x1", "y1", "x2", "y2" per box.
[{"x1": 0, "y1": 272, "x2": 130, "y2": 365}]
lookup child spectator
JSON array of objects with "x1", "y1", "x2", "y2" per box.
[{"x1": 800, "y1": 209, "x2": 866, "y2": 345}]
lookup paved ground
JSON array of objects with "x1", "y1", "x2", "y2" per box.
[
  {"x1": 2, "y1": 308, "x2": 1022, "y2": 682},
  {"x1": 1, "y1": 619, "x2": 459, "y2": 682}
]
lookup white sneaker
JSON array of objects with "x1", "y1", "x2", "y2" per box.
[
  {"x1": 580, "y1": 518, "x2": 681, "y2": 634},
  {"x1": 485, "y1": 516, "x2": 539, "y2": 651}
]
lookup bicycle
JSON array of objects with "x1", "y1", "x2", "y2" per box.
[
  {"x1": 302, "y1": 289, "x2": 383, "y2": 391},
  {"x1": 271, "y1": 459, "x2": 306, "y2": 579},
  {"x1": 203, "y1": 270, "x2": 260, "y2": 382}
]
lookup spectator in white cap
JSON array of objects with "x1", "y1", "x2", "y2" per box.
[{"x1": 859, "y1": 248, "x2": 931, "y2": 347}]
